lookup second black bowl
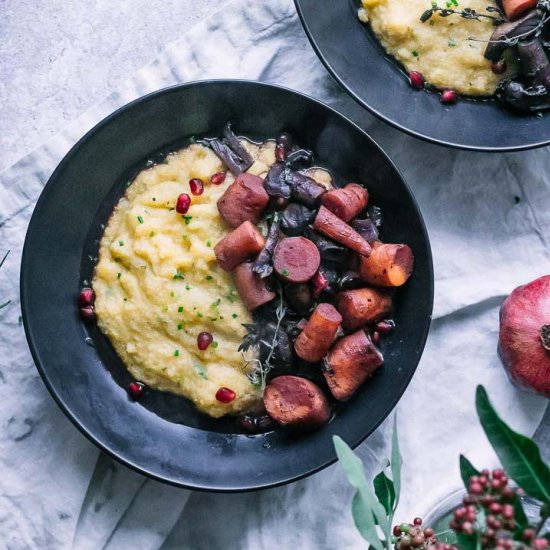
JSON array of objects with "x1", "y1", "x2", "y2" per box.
[{"x1": 295, "y1": 0, "x2": 550, "y2": 151}]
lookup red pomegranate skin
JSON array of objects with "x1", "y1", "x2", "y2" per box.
[{"x1": 498, "y1": 275, "x2": 550, "y2": 397}]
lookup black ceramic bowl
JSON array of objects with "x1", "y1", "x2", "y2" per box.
[
  {"x1": 21, "y1": 80, "x2": 433, "y2": 492},
  {"x1": 295, "y1": 0, "x2": 550, "y2": 151}
]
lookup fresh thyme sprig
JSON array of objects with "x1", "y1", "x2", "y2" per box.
[
  {"x1": 420, "y1": 3, "x2": 505, "y2": 24},
  {"x1": 241, "y1": 290, "x2": 287, "y2": 389},
  {"x1": 0, "y1": 251, "x2": 10, "y2": 310}
]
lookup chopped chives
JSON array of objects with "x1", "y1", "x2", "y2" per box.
[
  {"x1": 137, "y1": 215, "x2": 144, "y2": 224},
  {"x1": 182, "y1": 215, "x2": 193, "y2": 225},
  {"x1": 232, "y1": 313, "x2": 238, "y2": 319},
  {"x1": 206, "y1": 240, "x2": 212, "y2": 247},
  {"x1": 117, "y1": 273, "x2": 121, "y2": 279},
  {"x1": 174, "y1": 349, "x2": 180, "y2": 357},
  {"x1": 178, "y1": 306, "x2": 184, "y2": 313},
  {"x1": 205, "y1": 275, "x2": 214, "y2": 281},
  {"x1": 177, "y1": 323, "x2": 183, "y2": 330},
  {"x1": 119, "y1": 241, "x2": 124, "y2": 246},
  {"x1": 173, "y1": 270, "x2": 185, "y2": 280},
  {"x1": 185, "y1": 284, "x2": 191, "y2": 290},
  {"x1": 212, "y1": 341, "x2": 219, "y2": 349}
]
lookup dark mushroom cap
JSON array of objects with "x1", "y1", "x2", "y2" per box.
[{"x1": 484, "y1": 9, "x2": 543, "y2": 61}]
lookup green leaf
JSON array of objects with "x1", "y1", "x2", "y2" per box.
[
  {"x1": 391, "y1": 415, "x2": 402, "y2": 510},
  {"x1": 351, "y1": 491, "x2": 384, "y2": 550},
  {"x1": 456, "y1": 532, "x2": 481, "y2": 550},
  {"x1": 476, "y1": 385, "x2": 550, "y2": 503},
  {"x1": 333, "y1": 436, "x2": 389, "y2": 549},
  {"x1": 512, "y1": 494, "x2": 529, "y2": 534},
  {"x1": 459, "y1": 454, "x2": 480, "y2": 489},
  {"x1": 374, "y1": 471, "x2": 396, "y2": 515}
]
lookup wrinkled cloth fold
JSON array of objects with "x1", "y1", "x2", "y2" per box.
[{"x1": 0, "y1": 0, "x2": 548, "y2": 548}]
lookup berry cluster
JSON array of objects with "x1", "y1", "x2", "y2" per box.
[
  {"x1": 393, "y1": 517, "x2": 456, "y2": 550},
  {"x1": 450, "y1": 470, "x2": 549, "y2": 550}
]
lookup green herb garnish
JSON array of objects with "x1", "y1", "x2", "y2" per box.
[
  {"x1": 174, "y1": 349, "x2": 180, "y2": 357},
  {"x1": 173, "y1": 270, "x2": 185, "y2": 280},
  {"x1": 137, "y1": 215, "x2": 144, "y2": 224},
  {"x1": 182, "y1": 215, "x2": 193, "y2": 225}
]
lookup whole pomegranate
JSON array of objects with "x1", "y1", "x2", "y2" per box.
[{"x1": 498, "y1": 275, "x2": 550, "y2": 397}]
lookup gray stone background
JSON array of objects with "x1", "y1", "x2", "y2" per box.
[{"x1": 0, "y1": 0, "x2": 217, "y2": 172}]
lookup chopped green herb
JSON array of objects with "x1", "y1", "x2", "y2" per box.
[
  {"x1": 192, "y1": 363, "x2": 208, "y2": 379},
  {"x1": 212, "y1": 341, "x2": 219, "y2": 349},
  {"x1": 206, "y1": 240, "x2": 212, "y2": 247},
  {"x1": 152, "y1": 197, "x2": 156, "y2": 202},
  {"x1": 448, "y1": 38, "x2": 457, "y2": 47},
  {"x1": 173, "y1": 270, "x2": 185, "y2": 280},
  {"x1": 117, "y1": 273, "x2": 121, "y2": 279},
  {"x1": 150, "y1": 231, "x2": 156, "y2": 237},
  {"x1": 182, "y1": 234, "x2": 188, "y2": 240},
  {"x1": 174, "y1": 349, "x2": 180, "y2": 357},
  {"x1": 178, "y1": 306, "x2": 184, "y2": 313},
  {"x1": 137, "y1": 215, "x2": 144, "y2": 224},
  {"x1": 170, "y1": 291, "x2": 175, "y2": 298},
  {"x1": 197, "y1": 312, "x2": 203, "y2": 318},
  {"x1": 412, "y1": 50, "x2": 419, "y2": 57},
  {"x1": 281, "y1": 269, "x2": 289, "y2": 276},
  {"x1": 177, "y1": 323, "x2": 183, "y2": 330},
  {"x1": 210, "y1": 298, "x2": 221, "y2": 309},
  {"x1": 225, "y1": 289, "x2": 238, "y2": 303},
  {"x1": 205, "y1": 275, "x2": 214, "y2": 281},
  {"x1": 161, "y1": 304, "x2": 168, "y2": 311},
  {"x1": 119, "y1": 241, "x2": 124, "y2": 246},
  {"x1": 123, "y1": 297, "x2": 128, "y2": 302},
  {"x1": 209, "y1": 317, "x2": 218, "y2": 322},
  {"x1": 185, "y1": 284, "x2": 191, "y2": 290},
  {"x1": 219, "y1": 315, "x2": 224, "y2": 319},
  {"x1": 232, "y1": 313, "x2": 238, "y2": 319},
  {"x1": 182, "y1": 215, "x2": 193, "y2": 225}
]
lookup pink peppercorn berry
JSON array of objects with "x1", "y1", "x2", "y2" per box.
[
  {"x1": 128, "y1": 381, "x2": 145, "y2": 400},
  {"x1": 210, "y1": 171, "x2": 227, "y2": 185},
  {"x1": 176, "y1": 193, "x2": 191, "y2": 214},
  {"x1": 216, "y1": 387, "x2": 236, "y2": 403},
  {"x1": 189, "y1": 178, "x2": 204, "y2": 195},
  {"x1": 197, "y1": 331, "x2": 213, "y2": 351},
  {"x1": 409, "y1": 71, "x2": 425, "y2": 90}
]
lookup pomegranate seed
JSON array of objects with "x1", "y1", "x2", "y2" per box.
[
  {"x1": 491, "y1": 59, "x2": 507, "y2": 75},
  {"x1": 189, "y1": 178, "x2": 204, "y2": 195},
  {"x1": 216, "y1": 387, "x2": 236, "y2": 403},
  {"x1": 492, "y1": 468, "x2": 505, "y2": 479},
  {"x1": 534, "y1": 539, "x2": 549, "y2": 550},
  {"x1": 413, "y1": 518, "x2": 422, "y2": 526},
  {"x1": 128, "y1": 381, "x2": 145, "y2": 400},
  {"x1": 210, "y1": 171, "x2": 226, "y2": 185},
  {"x1": 312, "y1": 271, "x2": 329, "y2": 297},
  {"x1": 423, "y1": 529, "x2": 434, "y2": 538},
  {"x1": 393, "y1": 526, "x2": 402, "y2": 537},
  {"x1": 80, "y1": 305, "x2": 95, "y2": 321},
  {"x1": 376, "y1": 319, "x2": 395, "y2": 333},
  {"x1": 275, "y1": 143, "x2": 286, "y2": 162},
  {"x1": 409, "y1": 71, "x2": 425, "y2": 89},
  {"x1": 440, "y1": 89, "x2": 457, "y2": 104},
  {"x1": 79, "y1": 287, "x2": 95, "y2": 307},
  {"x1": 197, "y1": 331, "x2": 213, "y2": 351},
  {"x1": 176, "y1": 193, "x2": 191, "y2": 214},
  {"x1": 523, "y1": 529, "x2": 536, "y2": 541},
  {"x1": 489, "y1": 503, "x2": 502, "y2": 514}
]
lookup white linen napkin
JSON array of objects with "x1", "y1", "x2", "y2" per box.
[{"x1": 0, "y1": 1, "x2": 548, "y2": 548}]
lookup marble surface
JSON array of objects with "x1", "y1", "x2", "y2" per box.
[{"x1": 1, "y1": 1, "x2": 549, "y2": 549}]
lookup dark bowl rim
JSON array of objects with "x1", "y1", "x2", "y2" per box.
[
  {"x1": 293, "y1": 0, "x2": 550, "y2": 153},
  {"x1": 20, "y1": 78, "x2": 434, "y2": 492}
]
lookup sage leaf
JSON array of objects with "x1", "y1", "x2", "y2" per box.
[
  {"x1": 334, "y1": 436, "x2": 389, "y2": 549},
  {"x1": 459, "y1": 454, "x2": 480, "y2": 489},
  {"x1": 351, "y1": 491, "x2": 384, "y2": 550},
  {"x1": 476, "y1": 385, "x2": 550, "y2": 503},
  {"x1": 374, "y1": 471, "x2": 396, "y2": 515},
  {"x1": 391, "y1": 415, "x2": 402, "y2": 510}
]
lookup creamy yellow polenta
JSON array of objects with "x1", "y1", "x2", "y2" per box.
[
  {"x1": 359, "y1": 0, "x2": 513, "y2": 95},
  {"x1": 93, "y1": 141, "x2": 277, "y2": 418}
]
